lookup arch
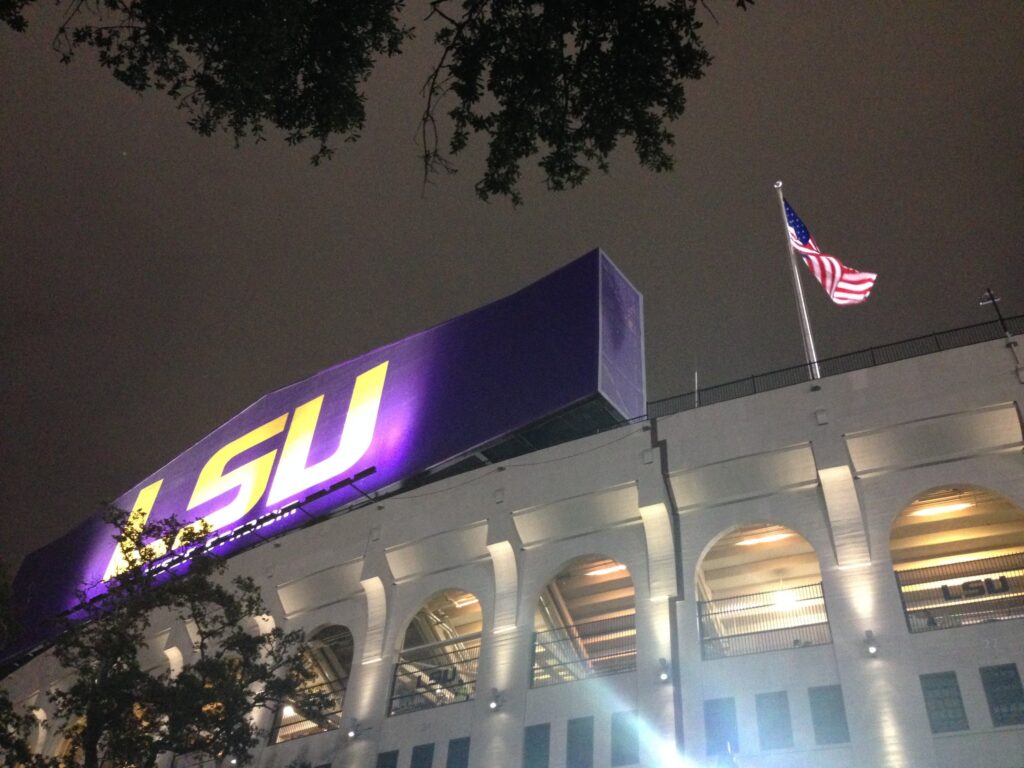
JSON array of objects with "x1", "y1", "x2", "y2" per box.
[
  {"x1": 694, "y1": 523, "x2": 830, "y2": 659},
  {"x1": 389, "y1": 589, "x2": 482, "y2": 715},
  {"x1": 360, "y1": 576, "x2": 387, "y2": 664},
  {"x1": 272, "y1": 624, "x2": 354, "y2": 743},
  {"x1": 29, "y1": 706, "x2": 47, "y2": 754},
  {"x1": 163, "y1": 646, "x2": 184, "y2": 677},
  {"x1": 531, "y1": 554, "x2": 637, "y2": 687},
  {"x1": 890, "y1": 486, "x2": 1024, "y2": 633},
  {"x1": 51, "y1": 716, "x2": 83, "y2": 761}
]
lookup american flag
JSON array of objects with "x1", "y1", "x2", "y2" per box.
[{"x1": 784, "y1": 199, "x2": 877, "y2": 305}]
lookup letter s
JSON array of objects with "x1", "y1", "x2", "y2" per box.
[
  {"x1": 962, "y1": 580, "x2": 986, "y2": 598},
  {"x1": 173, "y1": 414, "x2": 288, "y2": 549}
]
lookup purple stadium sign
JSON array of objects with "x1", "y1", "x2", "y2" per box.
[{"x1": 4, "y1": 250, "x2": 644, "y2": 660}]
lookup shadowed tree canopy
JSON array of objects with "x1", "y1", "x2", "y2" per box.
[
  {"x1": 1, "y1": 0, "x2": 749, "y2": 203},
  {"x1": 0, "y1": 512, "x2": 324, "y2": 768}
]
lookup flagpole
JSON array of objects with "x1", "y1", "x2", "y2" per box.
[{"x1": 774, "y1": 181, "x2": 821, "y2": 380}]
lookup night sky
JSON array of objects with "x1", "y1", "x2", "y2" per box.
[{"x1": 2, "y1": 2, "x2": 1022, "y2": 575}]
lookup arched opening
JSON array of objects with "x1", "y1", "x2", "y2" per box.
[
  {"x1": 31, "y1": 707, "x2": 47, "y2": 754},
  {"x1": 891, "y1": 486, "x2": 1024, "y2": 632},
  {"x1": 389, "y1": 590, "x2": 482, "y2": 715},
  {"x1": 52, "y1": 717, "x2": 84, "y2": 763},
  {"x1": 272, "y1": 625, "x2": 353, "y2": 743},
  {"x1": 531, "y1": 555, "x2": 636, "y2": 687},
  {"x1": 696, "y1": 523, "x2": 830, "y2": 659}
]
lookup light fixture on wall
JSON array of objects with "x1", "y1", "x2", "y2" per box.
[
  {"x1": 658, "y1": 658, "x2": 671, "y2": 683},
  {"x1": 864, "y1": 630, "x2": 879, "y2": 657},
  {"x1": 488, "y1": 688, "x2": 505, "y2": 711},
  {"x1": 346, "y1": 719, "x2": 364, "y2": 739}
]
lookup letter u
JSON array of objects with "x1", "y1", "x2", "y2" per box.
[{"x1": 267, "y1": 361, "x2": 388, "y2": 506}]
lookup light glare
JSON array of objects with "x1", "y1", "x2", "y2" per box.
[
  {"x1": 736, "y1": 532, "x2": 793, "y2": 546},
  {"x1": 584, "y1": 563, "x2": 627, "y2": 577},
  {"x1": 910, "y1": 501, "x2": 973, "y2": 517}
]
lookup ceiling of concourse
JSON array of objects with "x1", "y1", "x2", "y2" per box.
[
  {"x1": 536, "y1": 556, "x2": 636, "y2": 631},
  {"x1": 403, "y1": 590, "x2": 483, "y2": 649},
  {"x1": 890, "y1": 487, "x2": 1024, "y2": 570},
  {"x1": 698, "y1": 523, "x2": 823, "y2": 602}
]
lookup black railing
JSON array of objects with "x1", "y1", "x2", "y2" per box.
[
  {"x1": 531, "y1": 613, "x2": 637, "y2": 687},
  {"x1": 389, "y1": 637, "x2": 480, "y2": 715},
  {"x1": 698, "y1": 583, "x2": 832, "y2": 660},
  {"x1": 648, "y1": 315, "x2": 1024, "y2": 419},
  {"x1": 895, "y1": 551, "x2": 1024, "y2": 634}
]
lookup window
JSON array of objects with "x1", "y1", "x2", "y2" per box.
[
  {"x1": 980, "y1": 664, "x2": 1024, "y2": 727},
  {"x1": 808, "y1": 685, "x2": 850, "y2": 745},
  {"x1": 523, "y1": 723, "x2": 550, "y2": 768},
  {"x1": 532, "y1": 555, "x2": 637, "y2": 687},
  {"x1": 696, "y1": 524, "x2": 831, "y2": 659},
  {"x1": 566, "y1": 717, "x2": 594, "y2": 768},
  {"x1": 390, "y1": 590, "x2": 483, "y2": 715},
  {"x1": 704, "y1": 698, "x2": 738, "y2": 756},
  {"x1": 756, "y1": 691, "x2": 794, "y2": 749},
  {"x1": 411, "y1": 743, "x2": 435, "y2": 768},
  {"x1": 610, "y1": 711, "x2": 639, "y2": 766},
  {"x1": 375, "y1": 751, "x2": 399, "y2": 768},
  {"x1": 920, "y1": 672, "x2": 969, "y2": 733},
  {"x1": 446, "y1": 737, "x2": 470, "y2": 768}
]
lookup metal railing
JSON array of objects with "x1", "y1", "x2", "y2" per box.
[
  {"x1": 271, "y1": 679, "x2": 346, "y2": 743},
  {"x1": 895, "y1": 551, "x2": 1024, "y2": 634},
  {"x1": 698, "y1": 583, "x2": 832, "y2": 660},
  {"x1": 648, "y1": 315, "x2": 1024, "y2": 418},
  {"x1": 531, "y1": 613, "x2": 637, "y2": 687},
  {"x1": 389, "y1": 637, "x2": 481, "y2": 715}
]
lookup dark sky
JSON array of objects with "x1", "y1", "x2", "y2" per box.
[{"x1": 2, "y1": 2, "x2": 1022, "y2": 575}]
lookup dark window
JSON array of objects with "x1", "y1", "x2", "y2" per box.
[
  {"x1": 809, "y1": 685, "x2": 850, "y2": 744},
  {"x1": 411, "y1": 743, "x2": 435, "y2": 768},
  {"x1": 611, "y1": 711, "x2": 639, "y2": 766},
  {"x1": 567, "y1": 716, "x2": 594, "y2": 768},
  {"x1": 920, "y1": 672, "x2": 969, "y2": 733},
  {"x1": 755, "y1": 691, "x2": 794, "y2": 749},
  {"x1": 980, "y1": 664, "x2": 1024, "y2": 727},
  {"x1": 523, "y1": 723, "x2": 550, "y2": 768},
  {"x1": 704, "y1": 698, "x2": 738, "y2": 756},
  {"x1": 375, "y1": 751, "x2": 399, "y2": 768},
  {"x1": 446, "y1": 737, "x2": 470, "y2": 768}
]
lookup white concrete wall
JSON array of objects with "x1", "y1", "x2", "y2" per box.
[{"x1": 3, "y1": 335, "x2": 1023, "y2": 768}]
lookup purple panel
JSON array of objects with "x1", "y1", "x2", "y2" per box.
[
  {"x1": 599, "y1": 254, "x2": 646, "y2": 420},
  {"x1": 4, "y1": 250, "x2": 644, "y2": 662}
]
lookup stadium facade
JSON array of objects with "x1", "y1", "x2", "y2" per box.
[{"x1": 3, "y1": 251, "x2": 1024, "y2": 768}]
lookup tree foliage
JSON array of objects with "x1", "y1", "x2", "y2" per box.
[
  {"x1": 1, "y1": 562, "x2": 54, "y2": 768},
  {"x1": 1, "y1": 511, "x2": 320, "y2": 768},
  {"x1": 3, "y1": 0, "x2": 749, "y2": 203},
  {"x1": 1, "y1": 689, "x2": 51, "y2": 768}
]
